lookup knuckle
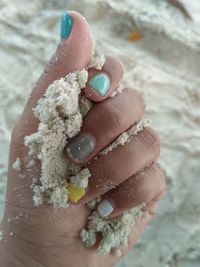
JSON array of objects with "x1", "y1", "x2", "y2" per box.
[
  {"x1": 104, "y1": 56, "x2": 124, "y2": 76},
  {"x1": 153, "y1": 163, "x2": 166, "y2": 194},
  {"x1": 133, "y1": 89, "x2": 146, "y2": 109},
  {"x1": 143, "y1": 127, "x2": 160, "y2": 154},
  {"x1": 146, "y1": 201, "x2": 158, "y2": 216},
  {"x1": 103, "y1": 103, "x2": 125, "y2": 130},
  {"x1": 111, "y1": 107, "x2": 125, "y2": 129},
  {"x1": 99, "y1": 88, "x2": 146, "y2": 132},
  {"x1": 126, "y1": 88, "x2": 146, "y2": 110}
]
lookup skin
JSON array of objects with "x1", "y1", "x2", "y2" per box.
[
  {"x1": 84, "y1": 56, "x2": 123, "y2": 102},
  {"x1": 0, "y1": 11, "x2": 165, "y2": 267}
]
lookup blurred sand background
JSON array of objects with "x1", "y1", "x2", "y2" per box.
[{"x1": 0, "y1": 0, "x2": 200, "y2": 266}]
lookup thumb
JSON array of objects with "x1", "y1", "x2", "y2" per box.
[
  {"x1": 16, "y1": 11, "x2": 93, "y2": 136},
  {"x1": 7, "y1": 11, "x2": 93, "y2": 212},
  {"x1": 24, "y1": 11, "x2": 93, "y2": 116}
]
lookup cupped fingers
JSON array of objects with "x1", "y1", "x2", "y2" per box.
[
  {"x1": 78, "y1": 127, "x2": 160, "y2": 204},
  {"x1": 97, "y1": 163, "x2": 166, "y2": 218},
  {"x1": 84, "y1": 56, "x2": 123, "y2": 102}
]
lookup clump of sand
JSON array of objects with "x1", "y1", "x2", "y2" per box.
[
  {"x1": 89, "y1": 53, "x2": 106, "y2": 70},
  {"x1": 80, "y1": 206, "x2": 144, "y2": 256},
  {"x1": 12, "y1": 157, "x2": 22, "y2": 171},
  {"x1": 24, "y1": 69, "x2": 91, "y2": 208}
]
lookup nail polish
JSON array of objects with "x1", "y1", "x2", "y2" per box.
[
  {"x1": 88, "y1": 73, "x2": 110, "y2": 96},
  {"x1": 97, "y1": 200, "x2": 114, "y2": 218},
  {"x1": 67, "y1": 183, "x2": 86, "y2": 203},
  {"x1": 67, "y1": 133, "x2": 95, "y2": 162},
  {"x1": 60, "y1": 12, "x2": 73, "y2": 39}
]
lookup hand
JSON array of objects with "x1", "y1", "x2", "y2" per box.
[{"x1": 0, "y1": 11, "x2": 165, "y2": 267}]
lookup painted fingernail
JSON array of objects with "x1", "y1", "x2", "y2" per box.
[
  {"x1": 60, "y1": 12, "x2": 73, "y2": 39},
  {"x1": 67, "y1": 183, "x2": 86, "y2": 202},
  {"x1": 88, "y1": 73, "x2": 110, "y2": 96},
  {"x1": 67, "y1": 133, "x2": 96, "y2": 162},
  {"x1": 97, "y1": 200, "x2": 114, "y2": 218}
]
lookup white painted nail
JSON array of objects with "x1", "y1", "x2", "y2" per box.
[{"x1": 97, "y1": 199, "x2": 114, "y2": 218}]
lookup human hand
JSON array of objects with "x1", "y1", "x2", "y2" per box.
[{"x1": 0, "y1": 11, "x2": 165, "y2": 267}]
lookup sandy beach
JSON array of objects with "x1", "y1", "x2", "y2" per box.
[{"x1": 0, "y1": 0, "x2": 200, "y2": 266}]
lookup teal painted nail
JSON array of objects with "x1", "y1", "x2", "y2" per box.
[
  {"x1": 88, "y1": 73, "x2": 110, "y2": 96},
  {"x1": 60, "y1": 12, "x2": 73, "y2": 39}
]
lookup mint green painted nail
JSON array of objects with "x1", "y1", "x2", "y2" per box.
[
  {"x1": 60, "y1": 12, "x2": 73, "y2": 39},
  {"x1": 88, "y1": 73, "x2": 110, "y2": 96}
]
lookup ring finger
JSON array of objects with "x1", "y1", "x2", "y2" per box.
[
  {"x1": 97, "y1": 163, "x2": 165, "y2": 218},
  {"x1": 78, "y1": 127, "x2": 160, "y2": 204}
]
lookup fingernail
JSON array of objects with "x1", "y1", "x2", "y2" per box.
[
  {"x1": 60, "y1": 12, "x2": 73, "y2": 39},
  {"x1": 88, "y1": 73, "x2": 110, "y2": 96},
  {"x1": 67, "y1": 183, "x2": 86, "y2": 203},
  {"x1": 67, "y1": 133, "x2": 96, "y2": 162},
  {"x1": 97, "y1": 200, "x2": 114, "y2": 218}
]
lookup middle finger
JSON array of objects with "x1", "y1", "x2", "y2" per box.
[{"x1": 66, "y1": 88, "x2": 145, "y2": 164}]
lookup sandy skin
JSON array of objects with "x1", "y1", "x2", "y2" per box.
[{"x1": 0, "y1": 11, "x2": 165, "y2": 267}]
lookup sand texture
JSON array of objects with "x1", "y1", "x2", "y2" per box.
[
  {"x1": 24, "y1": 69, "x2": 90, "y2": 208},
  {"x1": 0, "y1": 0, "x2": 200, "y2": 266}
]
